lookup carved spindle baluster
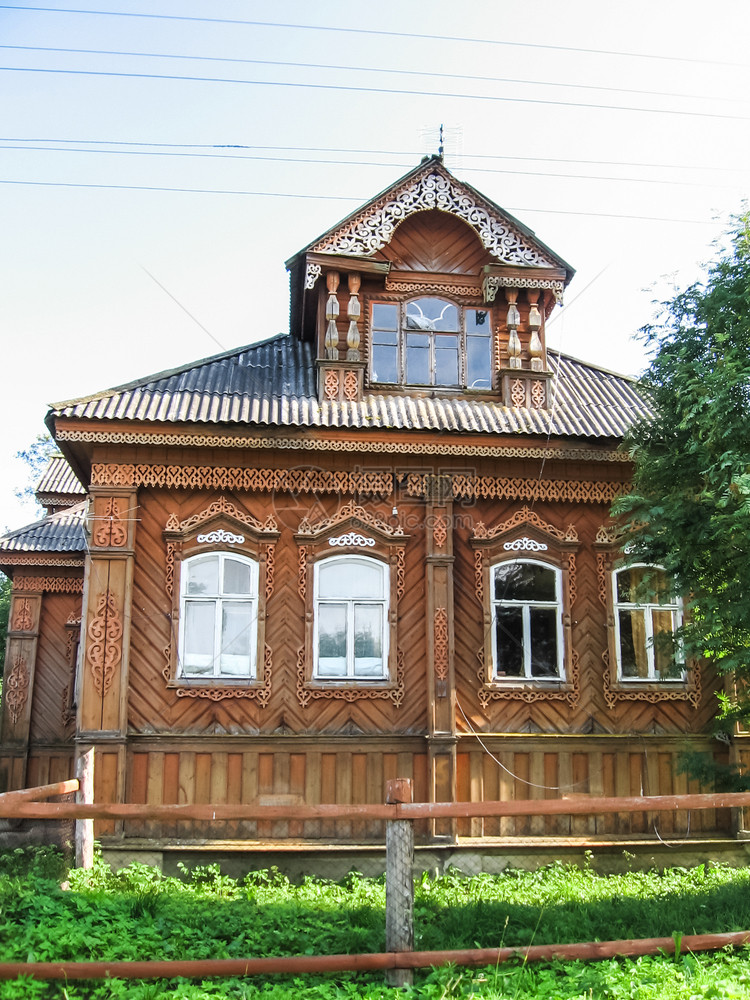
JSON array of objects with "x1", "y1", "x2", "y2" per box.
[
  {"x1": 528, "y1": 290, "x2": 543, "y2": 372},
  {"x1": 346, "y1": 272, "x2": 361, "y2": 361},
  {"x1": 325, "y1": 270, "x2": 340, "y2": 360},
  {"x1": 506, "y1": 289, "x2": 522, "y2": 369}
]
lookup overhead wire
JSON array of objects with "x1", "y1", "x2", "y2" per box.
[
  {"x1": 3, "y1": 64, "x2": 748, "y2": 122},
  {"x1": 1, "y1": 6, "x2": 745, "y2": 69},
  {"x1": 2, "y1": 44, "x2": 747, "y2": 108}
]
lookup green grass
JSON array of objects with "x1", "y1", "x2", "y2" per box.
[{"x1": 1, "y1": 848, "x2": 749, "y2": 998}]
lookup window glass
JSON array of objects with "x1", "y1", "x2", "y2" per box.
[
  {"x1": 529, "y1": 607, "x2": 559, "y2": 677},
  {"x1": 405, "y1": 333, "x2": 431, "y2": 384},
  {"x1": 220, "y1": 603, "x2": 253, "y2": 675},
  {"x1": 372, "y1": 302, "x2": 398, "y2": 331},
  {"x1": 494, "y1": 562, "x2": 557, "y2": 603},
  {"x1": 317, "y1": 603, "x2": 348, "y2": 677},
  {"x1": 224, "y1": 557, "x2": 255, "y2": 595},
  {"x1": 315, "y1": 557, "x2": 389, "y2": 681},
  {"x1": 494, "y1": 606, "x2": 524, "y2": 677},
  {"x1": 186, "y1": 556, "x2": 219, "y2": 595},
  {"x1": 406, "y1": 298, "x2": 458, "y2": 331},
  {"x1": 466, "y1": 334, "x2": 492, "y2": 390},
  {"x1": 434, "y1": 335, "x2": 460, "y2": 386},
  {"x1": 183, "y1": 602, "x2": 215, "y2": 674}
]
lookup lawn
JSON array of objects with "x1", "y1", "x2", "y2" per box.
[{"x1": 1, "y1": 847, "x2": 749, "y2": 998}]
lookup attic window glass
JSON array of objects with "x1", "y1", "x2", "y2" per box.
[{"x1": 370, "y1": 297, "x2": 492, "y2": 389}]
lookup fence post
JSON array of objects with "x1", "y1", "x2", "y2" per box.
[
  {"x1": 75, "y1": 748, "x2": 94, "y2": 870},
  {"x1": 385, "y1": 777, "x2": 414, "y2": 988}
]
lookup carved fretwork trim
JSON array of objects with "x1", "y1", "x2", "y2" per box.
[
  {"x1": 385, "y1": 278, "x2": 480, "y2": 297},
  {"x1": 14, "y1": 576, "x2": 83, "y2": 593},
  {"x1": 173, "y1": 495, "x2": 277, "y2": 536},
  {"x1": 596, "y1": 552, "x2": 608, "y2": 607},
  {"x1": 474, "y1": 550, "x2": 484, "y2": 606},
  {"x1": 92, "y1": 497, "x2": 127, "y2": 548},
  {"x1": 310, "y1": 166, "x2": 556, "y2": 266},
  {"x1": 265, "y1": 543, "x2": 275, "y2": 602},
  {"x1": 6, "y1": 654, "x2": 30, "y2": 725},
  {"x1": 0, "y1": 555, "x2": 84, "y2": 566},
  {"x1": 59, "y1": 431, "x2": 629, "y2": 464},
  {"x1": 298, "y1": 500, "x2": 404, "y2": 538},
  {"x1": 91, "y1": 463, "x2": 393, "y2": 495},
  {"x1": 298, "y1": 546, "x2": 308, "y2": 601},
  {"x1": 396, "y1": 548, "x2": 405, "y2": 602},
  {"x1": 478, "y1": 650, "x2": 580, "y2": 709},
  {"x1": 482, "y1": 274, "x2": 565, "y2": 304},
  {"x1": 434, "y1": 608, "x2": 449, "y2": 698},
  {"x1": 174, "y1": 644, "x2": 273, "y2": 706},
  {"x1": 601, "y1": 650, "x2": 701, "y2": 710},
  {"x1": 295, "y1": 644, "x2": 405, "y2": 708},
  {"x1": 473, "y1": 506, "x2": 578, "y2": 543},
  {"x1": 406, "y1": 474, "x2": 626, "y2": 506},
  {"x1": 433, "y1": 515, "x2": 448, "y2": 550},
  {"x1": 86, "y1": 590, "x2": 123, "y2": 697}
]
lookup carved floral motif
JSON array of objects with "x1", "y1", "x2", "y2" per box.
[
  {"x1": 324, "y1": 369, "x2": 339, "y2": 401},
  {"x1": 298, "y1": 545, "x2": 308, "y2": 601},
  {"x1": 92, "y1": 497, "x2": 127, "y2": 547},
  {"x1": 433, "y1": 515, "x2": 448, "y2": 550},
  {"x1": 474, "y1": 550, "x2": 484, "y2": 605},
  {"x1": 531, "y1": 380, "x2": 546, "y2": 409},
  {"x1": 396, "y1": 548, "x2": 405, "y2": 602},
  {"x1": 434, "y1": 608, "x2": 449, "y2": 695},
  {"x1": 406, "y1": 473, "x2": 624, "y2": 506},
  {"x1": 196, "y1": 529, "x2": 245, "y2": 544},
  {"x1": 473, "y1": 506, "x2": 578, "y2": 543},
  {"x1": 6, "y1": 654, "x2": 29, "y2": 725},
  {"x1": 11, "y1": 598, "x2": 33, "y2": 632},
  {"x1": 343, "y1": 370, "x2": 359, "y2": 401},
  {"x1": 176, "y1": 496, "x2": 277, "y2": 536},
  {"x1": 503, "y1": 537, "x2": 548, "y2": 552},
  {"x1": 511, "y1": 379, "x2": 525, "y2": 407},
  {"x1": 328, "y1": 532, "x2": 376, "y2": 548},
  {"x1": 86, "y1": 590, "x2": 123, "y2": 697},
  {"x1": 264, "y1": 542, "x2": 275, "y2": 602},
  {"x1": 14, "y1": 576, "x2": 83, "y2": 593}
]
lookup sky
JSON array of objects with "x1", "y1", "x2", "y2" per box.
[{"x1": 1, "y1": 1, "x2": 749, "y2": 532}]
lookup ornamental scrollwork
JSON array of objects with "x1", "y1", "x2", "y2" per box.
[
  {"x1": 295, "y1": 644, "x2": 405, "y2": 708},
  {"x1": 86, "y1": 590, "x2": 123, "y2": 697},
  {"x1": 6, "y1": 654, "x2": 30, "y2": 725},
  {"x1": 503, "y1": 537, "x2": 548, "y2": 552},
  {"x1": 328, "y1": 532, "x2": 376, "y2": 548},
  {"x1": 473, "y1": 506, "x2": 577, "y2": 544},
  {"x1": 177, "y1": 496, "x2": 277, "y2": 536},
  {"x1": 11, "y1": 598, "x2": 34, "y2": 632},
  {"x1": 92, "y1": 497, "x2": 127, "y2": 548},
  {"x1": 305, "y1": 262, "x2": 322, "y2": 290},
  {"x1": 174, "y1": 644, "x2": 272, "y2": 706},
  {"x1": 196, "y1": 529, "x2": 245, "y2": 544},
  {"x1": 310, "y1": 166, "x2": 556, "y2": 267},
  {"x1": 406, "y1": 474, "x2": 624, "y2": 506}
]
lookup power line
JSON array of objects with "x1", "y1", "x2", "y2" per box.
[
  {"x1": 1, "y1": 6, "x2": 745, "y2": 69},
  {"x1": 3, "y1": 65, "x2": 748, "y2": 122},
  {"x1": 2, "y1": 44, "x2": 746, "y2": 107},
  {"x1": 0, "y1": 178, "x2": 718, "y2": 224},
  {"x1": 1, "y1": 137, "x2": 745, "y2": 175},
  {"x1": 0, "y1": 143, "x2": 741, "y2": 191}
]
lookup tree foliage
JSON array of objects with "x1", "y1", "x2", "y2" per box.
[
  {"x1": 614, "y1": 212, "x2": 750, "y2": 726},
  {"x1": 0, "y1": 572, "x2": 10, "y2": 676},
  {"x1": 14, "y1": 431, "x2": 58, "y2": 506}
]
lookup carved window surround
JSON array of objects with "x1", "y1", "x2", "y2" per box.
[
  {"x1": 295, "y1": 502, "x2": 407, "y2": 708},
  {"x1": 595, "y1": 528, "x2": 700, "y2": 710},
  {"x1": 471, "y1": 507, "x2": 580, "y2": 707},
  {"x1": 162, "y1": 496, "x2": 279, "y2": 705}
]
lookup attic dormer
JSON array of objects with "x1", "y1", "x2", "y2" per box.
[{"x1": 285, "y1": 157, "x2": 574, "y2": 409}]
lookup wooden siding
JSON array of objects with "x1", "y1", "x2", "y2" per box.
[
  {"x1": 29, "y1": 593, "x2": 79, "y2": 743},
  {"x1": 373, "y1": 210, "x2": 489, "y2": 275}
]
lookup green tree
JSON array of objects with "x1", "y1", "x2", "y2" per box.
[
  {"x1": 14, "y1": 431, "x2": 57, "y2": 508},
  {"x1": 0, "y1": 572, "x2": 10, "y2": 677},
  {"x1": 614, "y1": 212, "x2": 750, "y2": 730}
]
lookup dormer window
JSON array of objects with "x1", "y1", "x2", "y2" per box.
[{"x1": 370, "y1": 297, "x2": 493, "y2": 389}]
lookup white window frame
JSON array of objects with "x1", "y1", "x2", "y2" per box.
[
  {"x1": 490, "y1": 558, "x2": 565, "y2": 681},
  {"x1": 313, "y1": 555, "x2": 390, "y2": 681},
  {"x1": 612, "y1": 564, "x2": 685, "y2": 682},
  {"x1": 178, "y1": 551, "x2": 259, "y2": 680}
]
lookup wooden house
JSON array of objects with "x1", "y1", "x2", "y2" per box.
[{"x1": 1, "y1": 158, "x2": 743, "y2": 869}]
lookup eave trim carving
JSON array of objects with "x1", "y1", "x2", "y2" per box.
[
  {"x1": 61, "y1": 432, "x2": 629, "y2": 465},
  {"x1": 406, "y1": 474, "x2": 627, "y2": 506},
  {"x1": 309, "y1": 166, "x2": 557, "y2": 267}
]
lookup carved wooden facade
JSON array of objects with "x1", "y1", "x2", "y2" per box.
[{"x1": 0, "y1": 158, "x2": 742, "y2": 851}]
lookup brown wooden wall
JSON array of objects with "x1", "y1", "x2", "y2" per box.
[{"x1": 30, "y1": 593, "x2": 78, "y2": 744}]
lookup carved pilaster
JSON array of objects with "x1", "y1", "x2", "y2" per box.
[{"x1": 316, "y1": 359, "x2": 366, "y2": 403}]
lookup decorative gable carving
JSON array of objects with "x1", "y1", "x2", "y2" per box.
[{"x1": 309, "y1": 163, "x2": 558, "y2": 267}]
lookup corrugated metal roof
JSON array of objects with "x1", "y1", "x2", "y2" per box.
[
  {"x1": 50, "y1": 334, "x2": 649, "y2": 441},
  {"x1": 36, "y1": 454, "x2": 86, "y2": 498},
  {"x1": 0, "y1": 502, "x2": 87, "y2": 553}
]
